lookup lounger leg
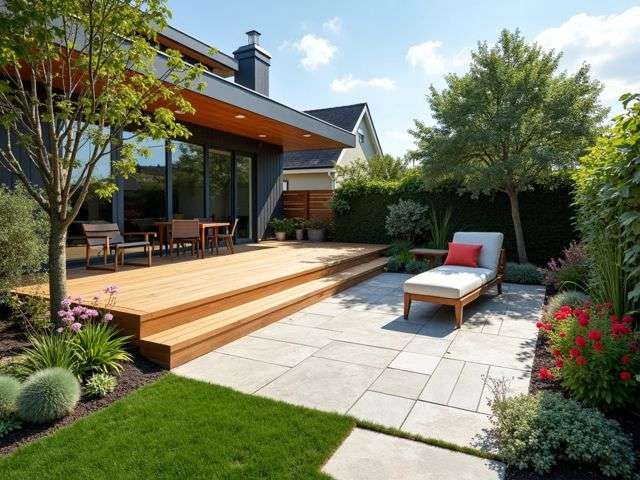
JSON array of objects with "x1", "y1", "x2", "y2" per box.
[
  {"x1": 403, "y1": 293, "x2": 412, "y2": 320},
  {"x1": 497, "y1": 280, "x2": 503, "y2": 295},
  {"x1": 454, "y1": 303, "x2": 463, "y2": 328}
]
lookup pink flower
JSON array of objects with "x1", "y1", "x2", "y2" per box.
[
  {"x1": 103, "y1": 313, "x2": 114, "y2": 322},
  {"x1": 61, "y1": 297, "x2": 72, "y2": 307},
  {"x1": 104, "y1": 285, "x2": 119, "y2": 295},
  {"x1": 70, "y1": 322, "x2": 82, "y2": 332},
  {"x1": 86, "y1": 309, "x2": 99, "y2": 318}
]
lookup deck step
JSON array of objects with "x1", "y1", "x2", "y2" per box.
[{"x1": 139, "y1": 257, "x2": 387, "y2": 368}]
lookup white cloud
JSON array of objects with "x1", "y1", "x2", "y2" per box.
[
  {"x1": 330, "y1": 74, "x2": 396, "y2": 93},
  {"x1": 406, "y1": 41, "x2": 447, "y2": 75},
  {"x1": 535, "y1": 7, "x2": 640, "y2": 108},
  {"x1": 323, "y1": 17, "x2": 342, "y2": 35},
  {"x1": 294, "y1": 34, "x2": 337, "y2": 71}
]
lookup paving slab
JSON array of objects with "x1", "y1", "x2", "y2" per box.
[
  {"x1": 403, "y1": 336, "x2": 452, "y2": 356},
  {"x1": 402, "y1": 401, "x2": 493, "y2": 449},
  {"x1": 216, "y1": 336, "x2": 317, "y2": 367},
  {"x1": 445, "y1": 330, "x2": 536, "y2": 370},
  {"x1": 334, "y1": 321, "x2": 421, "y2": 350},
  {"x1": 419, "y1": 358, "x2": 464, "y2": 404},
  {"x1": 347, "y1": 391, "x2": 415, "y2": 428},
  {"x1": 172, "y1": 352, "x2": 288, "y2": 394},
  {"x1": 300, "y1": 301, "x2": 353, "y2": 316},
  {"x1": 249, "y1": 322, "x2": 334, "y2": 347},
  {"x1": 448, "y1": 362, "x2": 489, "y2": 411},
  {"x1": 369, "y1": 368, "x2": 430, "y2": 399},
  {"x1": 313, "y1": 341, "x2": 399, "y2": 368},
  {"x1": 279, "y1": 311, "x2": 335, "y2": 329},
  {"x1": 322, "y1": 428, "x2": 505, "y2": 480},
  {"x1": 257, "y1": 356, "x2": 381, "y2": 413},
  {"x1": 389, "y1": 351, "x2": 441, "y2": 375}
]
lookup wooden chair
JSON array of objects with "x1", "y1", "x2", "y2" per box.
[
  {"x1": 82, "y1": 223, "x2": 155, "y2": 271},
  {"x1": 170, "y1": 219, "x2": 200, "y2": 257},
  {"x1": 209, "y1": 218, "x2": 238, "y2": 255}
]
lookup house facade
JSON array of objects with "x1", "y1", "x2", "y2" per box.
[
  {"x1": 282, "y1": 103, "x2": 382, "y2": 190},
  {"x1": 0, "y1": 28, "x2": 355, "y2": 244}
]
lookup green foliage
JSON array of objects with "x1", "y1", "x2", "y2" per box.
[
  {"x1": 17, "y1": 334, "x2": 77, "y2": 379},
  {"x1": 385, "y1": 199, "x2": 429, "y2": 242},
  {"x1": 304, "y1": 217, "x2": 330, "y2": 230},
  {"x1": 269, "y1": 217, "x2": 296, "y2": 235},
  {"x1": 410, "y1": 29, "x2": 606, "y2": 263},
  {"x1": 491, "y1": 391, "x2": 635, "y2": 478},
  {"x1": 574, "y1": 93, "x2": 640, "y2": 315},
  {"x1": 505, "y1": 263, "x2": 542, "y2": 285},
  {"x1": 428, "y1": 207, "x2": 453, "y2": 249},
  {"x1": 84, "y1": 373, "x2": 117, "y2": 399},
  {"x1": 17, "y1": 368, "x2": 80, "y2": 424},
  {"x1": 0, "y1": 375, "x2": 20, "y2": 418},
  {"x1": 405, "y1": 259, "x2": 429, "y2": 274},
  {"x1": 0, "y1": 417, "x2": 21, "y2": 438},
  {"x1": 542, "y1": 303, "x2": 639, "y2": 410},
  {"x1": 331, "y1": 174, "x2": 577, "y2": 265},
  {"x1": 386, "y1": 255, "x2": 405, "y2": 273},
  {"x1": 336, "y1": 154, "x2": 409, "y2": 183},
  {"x1": 8, "y1": 292, "x2": 53, "y2": 335},
  {"x1": 543, "y1": 290, "x2": 589, "y2": 323},
  {"x1": 0, "y1": 187, "x2": 48, "y2": 299},
  {"x1": 543, "y1": 241, "x2": 589, "y2": 292},
  {"x1": 386, "y1": 240, "x2": 413, "y2": 257},
  {"x1": 71, "y1": 323, "x2": 132, "y2": 378}
]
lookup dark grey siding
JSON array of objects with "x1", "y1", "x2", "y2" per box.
[
  {"x1": 0, "y1": 126, "x2": 43, "y2": 187},
  {"x1": 256, "y1": 148, "x2": 283, "y2": 241}
]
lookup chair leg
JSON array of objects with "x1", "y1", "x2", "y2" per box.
[
  {"x1": 228, "y1": 236, "x2": 235, "y2": 254},
  {"x1": 147, "y1": 245, "x2": 152, "y2": 267},
  {"x1": 85, "y1": 245, "x2": 91, "y2": 269},
  {"x1": 403, "y1": 293, "x2": 412, "y2": 320},
  {"x1": 497, "y1": 280, "x2": 503, "y2": 295},
  {"x1": 454, "y1": 303, "x2": 463, "y2": 328}
]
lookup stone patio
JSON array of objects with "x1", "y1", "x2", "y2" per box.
[{"x1": 174, "y1": 273, "x2": 544, "y2": 477}]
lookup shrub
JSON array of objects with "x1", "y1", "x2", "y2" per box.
[
  {"x1": 536, "y1": 302, "x2": 639, "y2": 409},
  {"x1": 71, "y1": 323, "x2": 132, "y2": 378},
  {"x1": 0, "y1": 186, "x2": 48, "y2": 300},
  {"x1": 17, "y1": 334, "x2": 77, "y2": 378},
  {"x1": 405, "y1": 259, "x2": 428, "y2": 274},
  {"x1": 8, "y1": 292, "x2": 53, "y2": 335},
  {"x1": 491, "y1": 391, "x2": 635, "y2": 478},
  {"x1": 386, "y1": 255, "x2": 406, "y2": 273},
  {"x1": 0, "y1": 417, "x2": 21, "y2": 438},
  {"x1": 269, "y1": 217, "x2": 295, "y2": 235},
  {"x1": 0, "y1": 375, "x2": 20, "y2": 418},
  {"x1": 385, "y1": 199, "x2": 429, "y2": 242},
  {"x1": 543, "y1": 290, "x2": 589, "y2": 323},
  {"x1": 386, "y1": 240, "x2": 412, "y2": 257},
  {"x1": 543, "y1": 241, "x2": 589, "y2": 291},
  {"x1": 505, "y1": 263, "x2": 543, "y2": 284},
  {"x1": 17, "y1": 368, "x2": 80, "y2": 424},
  {"x1": 85, "y1": 373, "x2": 118, "y2": 398},
  {"x1": 305, "y1": 217, "x2": 329, "y2": 230}
]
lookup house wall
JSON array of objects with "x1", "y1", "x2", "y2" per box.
[
  {"x1": 339, "y1": 114, "x2": 378, "y2": 169},
  {"x1": 285, "y1": 171, "x2": 333, "y2": 190}
]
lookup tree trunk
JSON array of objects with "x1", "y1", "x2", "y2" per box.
[
  {"x1": 48, "y1": 220, "x2": 68, "y2": 319},
  {"x1": 506, "y1": 190, "x2": 528, "y2": 264}
]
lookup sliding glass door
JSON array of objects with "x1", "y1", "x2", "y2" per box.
[
  {"x1": 208, "y1": 149, "x2": 232, "y2": 222},
  {"x1": 172, "y1": 141, "x2": 204, "y2": 219},
  {"x1": 235, "y1": 154, "x2": 252, "y2": 241}
]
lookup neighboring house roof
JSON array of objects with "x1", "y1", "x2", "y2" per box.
[{"x1": 283, "y1": 103, "x2": 382, "y2": 170}]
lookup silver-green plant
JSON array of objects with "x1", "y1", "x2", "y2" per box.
[
  {"x1": 0, "y1": 375, "x2": 20, "y2": 418},
  {"x1": 85, "y1": 373, "x2": 118, "y2": 398},
  {"x1": 505, "y1": 263, "x2": 543, "y2": 284},
  {"x1": 17, "y1": 368, "x2": 80, "y2": 424},
  {"x1": 385, "y1": 199, "x2": 429, "y2": 243},
  {"x1": 543, "y1": 290, "x2": 589, "y2": 323}
]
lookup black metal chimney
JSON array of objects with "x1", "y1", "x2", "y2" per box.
[{"x1": 233, "y1": 30, "x2": 271, "y2": 96}]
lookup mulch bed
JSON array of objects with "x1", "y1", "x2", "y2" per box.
[
  {"x1": 505, "y1": 287, "x2": 640, "y2": 480},
  {"x1": 0, "y1": 315, "x2": 166, "y2": 456}
]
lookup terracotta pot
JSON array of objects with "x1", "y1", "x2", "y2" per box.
[
  {"x1": 295, "y1": 229, "x2": 304, "y2": 241},
  {"x1": 275, "y1": 231, "x2": 286, "y2": 241},
  {"x1": 307, "y1": 228, "x2": 325, "y2": 242}
]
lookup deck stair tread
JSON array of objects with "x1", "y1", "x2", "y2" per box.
[{"x1": 140, "y1": 257, "x2": 386, "y2": 364}]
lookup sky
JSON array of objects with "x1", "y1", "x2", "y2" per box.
[{"x1": 167, "y1": 1, "x2": 640, "y2": 157}]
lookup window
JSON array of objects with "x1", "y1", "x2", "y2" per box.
[
  {"x1": 235, "y1": 154, "x2": 253, "y2": 240},
  {"x1": 172, "y1": 141, "x2": 204, "y2": 219},
  {"x1": 357, "y1": 128, "x2": 365, "y2": 144},
  {"x1": 208, "y1": 149, "x2": 232, "y2": 221}
]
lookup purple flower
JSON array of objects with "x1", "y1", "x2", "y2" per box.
[
  {"x1": 87, "y1": 309, "x2": 99, "y2": 318},
  {"x1": 61, "y1": 297, "x2": 72, "y2": 307},
  {"x1": 103, "y1": 313, "x2": 114, "y2": 322},
  {"x1": 80, "y1": 313, "x2": 88, "y2": 321},
  {"x1": 70, "y1": 322, "x2": 82, "y2": 332},
  {"x1": 103, "y1": 285, "x2": 119, "y2": 295},
  {"x1": 57, "y1": 310, "x2": 69, "y2": 319},
  {"x1": 72, "y1": 305, "x2": 86, "y2": 316}
]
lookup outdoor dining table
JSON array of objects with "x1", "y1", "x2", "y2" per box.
[{"x1": 154, "y1": 221, "x2": 231, "y2": 259}]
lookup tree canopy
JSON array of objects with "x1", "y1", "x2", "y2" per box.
[
  {"x1": 336, "y1": 154, "x2": 410, "y2": 183},
  {"x1": 410, "y1": 29, "x2": 607, "y2": 262}
]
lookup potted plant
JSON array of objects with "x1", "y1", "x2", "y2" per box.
[
  {"x1": 305, "y1": 217, "x2": 328, "y2": 242},
  {"x1": 269, "y1": 217, "x2": 294, "y2": 241},
  {"x1": 293, "y1": 217, "x2": 305, "y2": 241}
]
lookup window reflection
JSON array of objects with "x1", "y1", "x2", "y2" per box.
[
  {"x1": 209, "y1": 149, "x2": 232, "y2": 222},
  {"x1": 172, "y1": 141, "x2": 204, "y2": 219}
]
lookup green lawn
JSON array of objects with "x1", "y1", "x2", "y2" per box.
[{"x1": 0, "y1": 375, "x2": 355, "y2": 479}]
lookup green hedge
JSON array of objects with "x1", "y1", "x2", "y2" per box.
[{"x1": 332, "y1": 175, "x2": 577, "y2": 266}]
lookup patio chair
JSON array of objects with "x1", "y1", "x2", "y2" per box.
[
  {"x1": 403, "y1": 232, "x2": 506, "y2": 327},
  {"x1": 82, "y1": 223, "x2": 156, "y2": 271},
  {"x1": 207, "y1": 218, "x2": 238, "y2": 255},
  {"x1": 170, "y1": 219, "x2": 200, "y2": 257}
]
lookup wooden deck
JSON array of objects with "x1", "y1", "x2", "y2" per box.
[{"x1": 18, "y1": 242, "x2": 388, "y2": 368}]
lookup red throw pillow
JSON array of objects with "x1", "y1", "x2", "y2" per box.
[{"x1": 444, "y1": 242, "x2": 482, "y2": 268}]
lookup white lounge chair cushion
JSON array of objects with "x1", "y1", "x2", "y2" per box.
[
  {"x1": 403, "y1": 265, "x2": 495, "y2": 299},
  {"x1": 452, "y1": 232, "x2": 504, "y2": 273}
]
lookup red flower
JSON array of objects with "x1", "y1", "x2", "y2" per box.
[
  {"x1": 575, "y1": 335, "x2": 587, "y2": 347},
  {"x1": 588, "y1": 329, "x2": 602, "y2": 341},
  {"x1": 554, "y1": 306, "x2": 573, "y2": 320},
  {"x1": 536, "y1": 321, "x2": 543, "y2": 329},
  {"x1": 623, "y1": 315, "x2": 633, "y2": 324},
  {"x1": 610, "y1": 314, "x2": 619, "y2": 323},
  {"x1": 611, "y1": 323, "x2": 631, "y2": 335},
  {"x1": 538, "y1": 368, "x2": 555, "y2": 380},
  {"x1": 592, "y1": 342, "x2": 604, "y2": 352},
  {"x1": 555, "y1": 358, "x2": 564, "y2": 368},
  {"x1": 578, "y1": 313, "x2": 589, "y2": 327},
  {"x1": 575, "y1": 356, "x2": 588, "y2": 366},
  {"x1": 619, "y1": 371, "x2": 632, "y2": 381},
  {"x1": 559, "y1": 331, "x2": 566, "y2": 338},
  {"x1": 621, "y1": 355, "x2": 631, "y2": 365},
  {"x1": 551, "y1": 348, "x2": 561, "y2": 357},
  {"x1": 605, "y1": 302, "x2": 613, "y2": 309},
  {"x1": 569, "y1": 347, "x2": 580, "y2": 358}
]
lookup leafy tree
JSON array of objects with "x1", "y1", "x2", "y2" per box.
[
  {"x1": 0, "y1": 0, "x2": 207, "y2": 316},
  {"x1": 336, "y1": 154, "x2": 409, "y2": 183},
  {"x1": 410, "y1": 29, "x2": 606, "y2": 263}
]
